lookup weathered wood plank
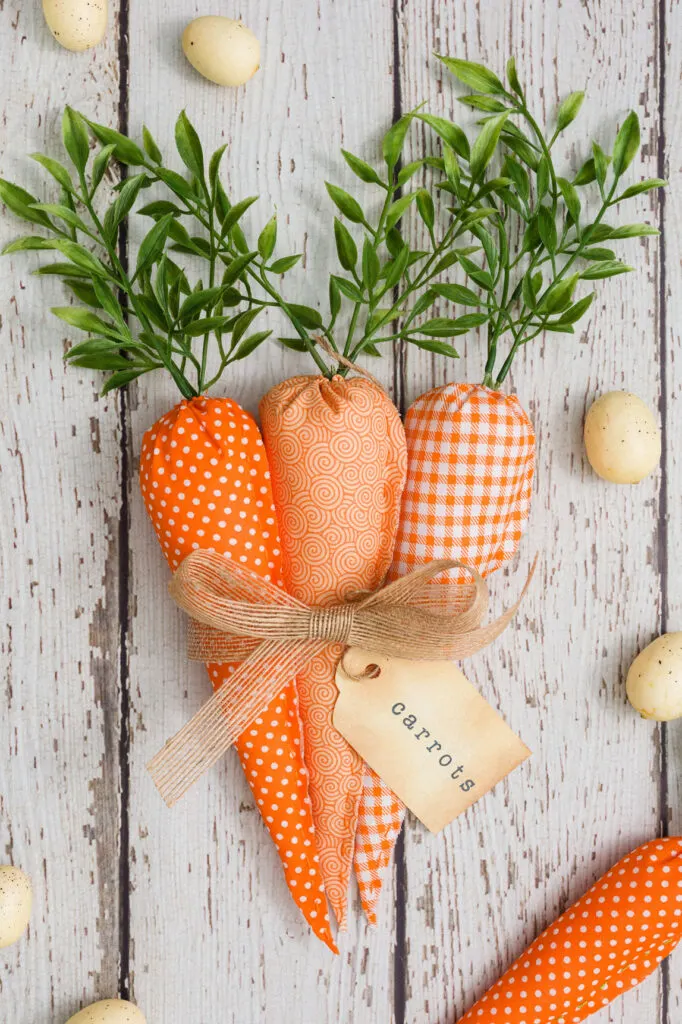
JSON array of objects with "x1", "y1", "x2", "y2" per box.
[
  {"x1": 662, "y1": 0, "x2": 682, "y2": 1015},
  {"x1": 0, "y1": 3, "x2": 123, "y2": 1022},
  {"x1": 124, "y1": 2, "x2": 399, "y2": 1019},
  {"x1": 396, "y1": 3, "x2": 664, "y2": 1021}
]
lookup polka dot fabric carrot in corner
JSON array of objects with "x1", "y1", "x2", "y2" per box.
[
  {"x1": 139, "y1": 395, "x2": 336, "y2": 952},
  {"x1": 457, "y1": 838, "x2": 682, "y2": 1024}
]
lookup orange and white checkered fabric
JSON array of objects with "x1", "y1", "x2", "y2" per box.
[{"x1": 354, "y1": 383, "x2": 536, "y2": 921}]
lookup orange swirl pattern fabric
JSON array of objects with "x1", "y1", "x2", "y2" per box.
[
  {"x1": 458, "y1": 838, "x2": 682, "y2": 1023},
  {"x1": 260, "y1": 375, "x2": 406, "y2": 928},
  {"x1": 355, "y1": 383, "x2": 536, "y2": 922},
  {"x1": 139, "y1": 396, "x2": 335, "y2": 951}
]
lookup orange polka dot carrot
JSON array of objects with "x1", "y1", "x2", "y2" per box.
[
  {"x1": 355, "y1": 383, "x2": 536, "y2": 922},
  {"x1": 457, "y1": 838, "x2": 682, "y2": 1023},
  {"x1": 260, "y1": 374, "x2": 406, "y2": 929},
  {"x1": 139, "y1": 396, "x2": 336, "y2": 952}
]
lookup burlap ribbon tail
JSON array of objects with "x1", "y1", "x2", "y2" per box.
[{"x1": 147, "y1": 550, "x2": 536, "y2": 806}]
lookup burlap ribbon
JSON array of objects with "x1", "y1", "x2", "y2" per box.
[{"x1": 148, "y1": 551, "x2": 536, "y2": 806}]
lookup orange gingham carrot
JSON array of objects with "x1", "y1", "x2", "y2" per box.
[
  {"x1": 355, "y1": 383, "x2": 536, "y2": 921},
  {"x1": 458, "y1": 838, "x2": 682, "y2": 1023},
  {"x1": 260, "y1": 374, "x2": 406, "y2": 928},
  {"x1": 139, "y1": 395, "x2": 336, "y2": 951}
]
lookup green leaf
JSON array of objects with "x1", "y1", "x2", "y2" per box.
[
  {"x1": 0, "y1": 179, "x2": 54, "y2": 230},
  {"x1": 85, "y1": 120, "x2": 145, "y2": 165},
  {"x1": 222, "y1": 251, "x2": 257, "y2": 285},
  {"x1": 62, "y1": 108, "x2": 90, "y2": 174},
  {"x1": 30, "y1": 153, "x2": 74, "y2": 192},
  {"x1": 459, "y1": 208, "x2": 499, "y2": 231},
  {"x1": 67, "y1": 280, "x2": 102, "y2": 308},
  {"x1": 443, "y1": 146, "x2": 460, "y2": 189},
  {"x1": 555, "y1": 292, "x2": 594, "y2": 323},
  {"x1": 398, "y1": 160, "x2": 425, "y2": 187},
  {"x1": 580, "y1": 260, "x2": 633, "y2": 279},
  {"x1": 138, "y1": 199, "x2": 185, "y2": 220},
  {"x1": 556, "y1": 91, "x2": 585, "y2": 132},
  {"x1": 220, "y1": 195, "x2": 258, "y2": 235},
  {"x1": 231, "y1": 329, "x2": 272, "y2": 361},
  {"x1": 383, "y1": 244, "x2": 410, "y2": 290},
  {"x1": 329, "y1": 276, "x2": 341, "y2": 320},
  {"x1": 539, "y1": 273, "x2": 580, "y2": 313},
  {"x1": 616, "y1": 178, "x2": 667, "y2": 201},
  {"x1": 581, "y1": 247, "x2": 616, "y2": 261},
  {"x1": 537, "y1": 206, "x2": 557, "y2": 254},
  {"x1": 416, "y1": 114, "x2": 470, "y2": 161},
  {"x1": 341, "y1": 149, "x2": 384, "y2": 187},
  {"x1": 501, "y1": 130, "x2": 539, "y2": 171},
  {"x1": 269, "y1": 254, "x2": 301, "y2": 274},
  {"x1": 209, "y1": 144, "x2": 228, "y2": 193},
  {"x1": 383, "y1": 115, "x2": 412, "y2": 170},
  {"x1": 506, "y1": 58, "x2": 524, "y2": 98},
  {"x1": 175, "y1": 110, "x2": 205, "y2": 182},
  {"x1": 184, "y1": 315, "x2": 234, "y2": 337},
  {"x1": 101, "y1": 368, "x2": 146, "y2": 394},
  {"x1": 91, "y1": 144, "x2": 117, "y2": 194},
  {"x1": 573, "y1": 157, "x2": 596, "y2": 186},
  {"x1": 179, "y1": 286, "x2": 225, "y2": 321},
  {"x1": 592, "y1": 142, "x2": 609, "y2": 190},
  {"x1": 287, "y1": 303, "x2": 323, "y2": 329},
  {"x1": 431, "y1": 282, "x2": 481, "y2": 306},
  {"x1": 142, "y1": 126, "x2": 163, "y2": 165},
  {"x1": 385, "y1": 192, "x2": 416, "y2": 232},
  {"x1": 279, "y1": 337, "x2": 309, "y2": 353},
  {"x1": 366, "y1": 305, "x2": 395, "y2": 333},
  {"x1": 416, "y1": 189, "x2": 435, "y2": 232},
  {"x1": 2, "y1": 235, "x2": 57, "y2": 254},
  {"x1": 408, "y1": 337, "x2": 460, "y2": 358},
  {"x1": 325, "y1": 182, "x2": 365, "y2": 224},
  {"x1": 436, "y1": 55, "x2": 506, "y2": 95},
  {"x1": 334, "y1": 217, "x2": 358, "y2": 270},
  {"x1": 458, "y1": 95, "x2": 508, "y2": 113},
  {"x1": 257, "y1": 215, "x2": 277, "y2": 261},
  {"x1": 103, "y1": 174, "x2": 148, "y2": 241},
  {"x1": 522, "y1": 269, "x2": 541, "y2": 309},
  {"x1": 332, "y1": 275, "x2": 363, "y2": 302},
  {"x1": 469, "y1": 113, "x2": 509, "y2": 180},
  {"x1": 51, "y1": 305, "x2": 115, "y2": 333},
  {"x1": 362, "y1": 238, "x2": 380, "y2": 291},
  {"x1": 415, "y1": 316, "x2": 471, "y2": 338},
  {"x1": 53, "y1": 239, "x2": 112, "y2": 277},
  {"x1": 503, "y1": 156, "x2": 529, "y2": 201},
  {"x1": 230, "y1": 307, "x2": 262, "y2": 349},
  {"x1": 612, "y1": 111, "x2": 640, "y2": 178},
  {"x1": 136, "y1": 214, "x2": 174, "y2": 275},
  {"x1": 603, "y1": 223, "x2": 659, "y2": 239},
  {"x1": 557, "y1": 177, "x2": 581, "y2": 225}
]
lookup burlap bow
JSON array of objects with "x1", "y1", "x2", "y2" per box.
[{"x1": 148, "y1": 550, "x2": 536, "y2": 806}]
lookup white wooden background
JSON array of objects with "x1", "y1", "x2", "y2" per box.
[{"x1": 1, "y1": 1, "x2": 680, "y2": 1022}]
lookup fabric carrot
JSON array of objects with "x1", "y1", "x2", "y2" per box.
[
  {"x1": 260, "y1": 374, "x2": 406, "y2": 928},
  {"x1": 457, "y1": 837, "x2": 682, "y2": 1023},
  {"x1": 139, "y1": 395, "x2": 335, "y2": 951},
  {"x1": 354, "y1": 383, "x2": 535, "y2": 921}
]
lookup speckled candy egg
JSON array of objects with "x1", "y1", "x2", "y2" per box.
[
  {"x1": 0, "y1": 866, "x2": 32, "y2": 948},
  {"x1": 584, "y1": 390, "x2": 661, "y2": 484},
  {"x1": 182, "y1": 16, "x2": 260, "y2": 86},
  {"x1": 65, "y1": 999, "x2": 146, "y2": 1024},
  {"x1": 627, "y1": 632, "x2": 682, "y2": 721},
  {"x1": 42, "y1": 0, "x2": 107, "y2": 51}
]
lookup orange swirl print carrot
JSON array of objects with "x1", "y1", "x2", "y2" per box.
[
  {"x1": 260, "y1": 374, "x2": 406, "y2": 928},
  {"x1": 139, "y1": 395, "x2": 335, "y2": 951},
  {"x1": 458, "y1": 838, "x2": 682, "y2": 1023},
  {"x1": 355, "y1": 383, "x2": 536, "y2": 922}
]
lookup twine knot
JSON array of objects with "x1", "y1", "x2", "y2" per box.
[{"x1": 308, "y1": 605, "x2": 356, "y2": 644}]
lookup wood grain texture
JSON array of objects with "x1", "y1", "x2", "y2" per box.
[
  {"x1": 397, "y1": 2, "x2": 667, "y2": 1022},
  {"x1": 0, "y1": 1, "x2": 123, "y2": 1022},
  {"x1": 0, "y1": 0, "x2": 679, "y2": 1022}
]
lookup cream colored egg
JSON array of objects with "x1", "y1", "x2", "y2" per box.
[
  {"x1": 0, "y1": 866, "x2": 32, "y2": 948},
  {"x1": 43, "y1": 0, "x2": 107, "y2": 52},
  {"x1": 182, "y1": 16, "x2": 260, "y2": 87},
  {"x1": 627, "y1": 632, "x2": 682, "y2": 721},
  {"x1": 584, "y1": 390, "x2": 661, "y2": 484},
  {"x1": 65, "y1": 999, "x2": 146, "y2": 1024}
]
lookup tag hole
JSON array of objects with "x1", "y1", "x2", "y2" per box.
[{"x1": 364, "y1": 663, "x2": 381, "y2": 679}]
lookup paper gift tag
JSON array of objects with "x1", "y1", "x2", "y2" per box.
[{"x1": 333, "y1": 647, "x2": 531, "y2": 833}]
